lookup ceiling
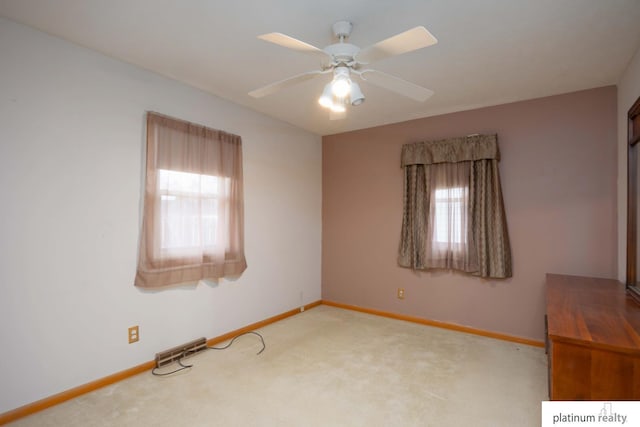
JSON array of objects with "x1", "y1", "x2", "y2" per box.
[{"x1": 2, "y1": 0, "x2": 640, "y2": 136}]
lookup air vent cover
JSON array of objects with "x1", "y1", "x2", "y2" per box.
[{"x1": 155, "y1": 337, "x2": 207, "y2": 368}]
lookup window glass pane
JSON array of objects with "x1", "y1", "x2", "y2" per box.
[
  {"x1": 434, "y1": 186, "x2": 466, "y2": 244},
  {"x1": 158, "y1": 169, "x2": 219, "y2": 195},
  {"x1": 201, "y1": 198, "x2": 219, "y2": 246},
  {"x1": 157, "y1": 169, "x2": 224, "y2": 251}
]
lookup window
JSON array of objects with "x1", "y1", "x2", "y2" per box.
[
  {"x1": 433, "y1": 186, "x2": 468, "y2": 246},
  {"x1": 158, "y1": 169, "x2": 230, "y2": 255},
  {"x1": 398, "y1": 134, "x2": 512, "y2": 278},
  {"x1": 427, "y1": 169, "x2": 472, "y2": 269},
  {"x1": 135, "y1": 113, "x2": 247, "y2": 288}
]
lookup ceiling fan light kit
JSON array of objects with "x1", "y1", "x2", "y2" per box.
[
  {"x1": 349, "y1": 82, "x2": 365, "y2": 106},
  {"x1": 318, "y1": 83, "x2": 334, "y2": 108},
  {"x1": 329, "y1": 66, "x2": 352, "y2": 97},
  {"x1": 250, "y1": 20, "x2": 437, "y2": 120},
  {"x1": 317, "y1": 66, "x2": 358, "y2": 112}
]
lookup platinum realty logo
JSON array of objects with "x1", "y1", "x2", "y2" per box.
[{"x1": 542, "y1": 402, "x2": 639, "y2": 426}]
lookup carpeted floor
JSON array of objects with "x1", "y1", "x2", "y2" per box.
[{"x1": 8, "y1": 305, "x2": 548, "y2": 426}]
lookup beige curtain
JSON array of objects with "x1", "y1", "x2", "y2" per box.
[
  {"x1": 398, "y1": 134, "x2": 512, "y2": 278},
  {"x1": 135, "y1": 112, "x2": 247, "y2": 288}
]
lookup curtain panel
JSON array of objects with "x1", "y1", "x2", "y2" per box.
[
  {"x1": 398, "y1": 134, "x2": 512, "y2": 279},
  {"x1": 135, "y1": 112, "x2": 247, "y2": 288}
]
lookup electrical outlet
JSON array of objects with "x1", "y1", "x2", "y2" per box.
[
  {"x1": 397, "y1": 288, "x2": 405, "y2": 299},
  {"x1": 128, "y1": 326, "x2": 139, "y2": 344}
]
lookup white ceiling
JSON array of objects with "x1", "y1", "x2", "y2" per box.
[{"x1": 2, "y1": 0, "x2": 640, "y2": 136}]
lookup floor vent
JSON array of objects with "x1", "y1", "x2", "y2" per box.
[{"x1": 155, "y1": 337, "x2": 208, "y2": 368}]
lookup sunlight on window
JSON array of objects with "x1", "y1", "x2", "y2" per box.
[
  {"x1": 157, "y1": 169, "x2": 228, "y2": 251},
  {"x1": 434, "y1": 186, "x2": 466, "y2": 244}
]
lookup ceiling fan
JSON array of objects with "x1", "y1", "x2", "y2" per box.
[{"x1": 248, "y1": 21, "x2": 438, "y2": 119}]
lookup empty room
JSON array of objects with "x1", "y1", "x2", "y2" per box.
[{"x1": 1, "y1": 1, "x2": 640, "y2": 426}]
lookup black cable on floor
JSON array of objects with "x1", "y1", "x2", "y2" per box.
[
  {"x1": 208, "y1": 331, "x2": 265, "y2": 355},
  {"x1": 151, "y1": 356, "x2": 193, "y2": 376}
]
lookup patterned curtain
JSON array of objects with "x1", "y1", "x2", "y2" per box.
[{"x1": 398, "y1": 134, "x2": 512, "y2": 279}]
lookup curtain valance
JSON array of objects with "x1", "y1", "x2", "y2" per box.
[{"x1": 401, "y1": 134, "x2": 499, "y2": 167}]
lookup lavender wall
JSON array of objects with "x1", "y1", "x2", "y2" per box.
[{"x1": 322, "y1": 86, "x2": 617, "y2": 341}]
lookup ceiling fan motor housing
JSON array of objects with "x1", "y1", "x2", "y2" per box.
[
  {"x1": 324, "y1": 21, "x2": 359, "y2": 67},
  {"x1": 324, "y1": 43, "x2": 360, "y2": 66}
]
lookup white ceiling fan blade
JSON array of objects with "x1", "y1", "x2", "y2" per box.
[
  {"x1": 258, "y1": 33, "x2": 329, "y2": 59},
  {"x1": 356, "y1": 26, "x2": 437, "y2": 64},
  {"x1": 358, "y1": 70, "x2": 433, "y2": 102},
  {"x1": 248, "y1": 70, "x2": 325, "y2": 98}
]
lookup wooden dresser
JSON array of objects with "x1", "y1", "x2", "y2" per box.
[{"x1": 545, "y1": 273, "x2": 640, "y2": 400}]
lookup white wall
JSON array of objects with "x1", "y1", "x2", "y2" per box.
[
  {"x1": 617, "y1": 45, "x2": 640, "y2": 281},
  {"x1": 0, "y1": 18, "x2": 322, "y2": 413}
]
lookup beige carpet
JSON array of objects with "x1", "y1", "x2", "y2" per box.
[{"x1": 9, "y1": 305, "x2": 548, "y2": 426}]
